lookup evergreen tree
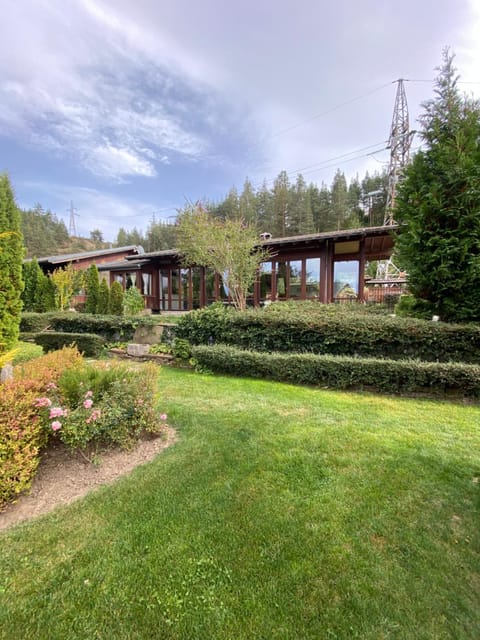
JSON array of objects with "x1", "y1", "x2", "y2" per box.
[
  {"x1": 272, "y1": 171, "x2": 290, "y2": 236},
  {"x1": 0, "y1": 174, "x2": 24, "y2": 351},
  {"x1": 85, "y1": 264, "x2": 100, "y2": 314},
  {"x1": 36, "y1": 273, "x2": 56, "y2": 312},
  {"x1": 239, "y1": 178, "x2": 257, "y2": 225},
  {"x1": 22, "y1": 259, "x2": 43, "y2": 311},
  {"x1": 395, "y1": 50, "x2": 480, "y2": 322},
  {"x1": 110, "y1": 281, "x2": 124, "y2": 315},
  {"x1": 97, "y1": 278, "x2": 110, "y2": 314},
  {"x1": 331, "y1": 170, "x2": 349, "y2": 230}
]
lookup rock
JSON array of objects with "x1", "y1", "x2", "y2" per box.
[{"x1": 126, "y1": 343, "x2": 150, "y2": 357}]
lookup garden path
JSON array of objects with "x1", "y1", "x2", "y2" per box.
[{"x1": 0, "y1": 426, "x2": 176, "y2": 531}]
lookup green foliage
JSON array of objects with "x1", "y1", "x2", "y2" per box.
[
  {"x1": 21, "y1": 311, "x2": 159, "y2": 341},
  {"x1": 85, "y1": 264, "x2": 100, "y2": 314},
  {"x1": 53, "y1": 362, "x2": 163, "y2": 450},
  {"x1": 177, "y1": 302, "x2": 480, "y2": 363},
  {"x1": 123, "y1": 285, "x2": 145, "y2": 315},
  {"x1": 50, "y1": 264, "x2": 84, "y2": 311},
  {"x1": 172, "y1": 338, "x2": 192, "y2": 360},
  {"x1": 0, "y1": 174, "x2": 24, "y2": 351},
  {"x1": 21, "y1": 204, "x2": 69, "y2": 258},
  {"x1": 97, "y1": 278, "x2": 110, "y2": 314},
  {"x1": 11, "y1": 341, "x2": 44, "y2": 364},
  {"x1": 22, "y1": 260, "x2": 56, "y2": 312},
  {"x1": 395, "y1": 50, "x2": 480, "y2": 322},
  {"x1": 32, "y1": 332, "x2": 106, "y2": 357},
  {"x1": 1, "y1": 347, "x2": 82, "y2": 508},
  {"x1": 176, "y1": 205, "x2": 270, "y2": 310},
  {"x1": 192, "y1": 344, "x2": 480, "y2": 398},
  {"x1": 110, "y1": 280, "x2": 124, "y2": 316}
]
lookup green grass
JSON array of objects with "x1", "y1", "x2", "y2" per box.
[{"x1": 1, "y1": 368, "x2": 479, "y2": 639}]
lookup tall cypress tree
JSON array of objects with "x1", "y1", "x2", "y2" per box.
[
  {"x1": 85, "y1": 264, "x2": 100, "y2": 314},
  {"x1": 0, "y1": 174, "x2": 24, "y2": 350},
  {"x1": 395, "y1": 50, "x2": 480, "y2": 322}
]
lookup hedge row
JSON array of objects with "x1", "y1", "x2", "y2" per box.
[
  {"x1": 20, "y1": 312, "x2": 160, "y2": 341},
  {"x1": 192, "y1": 344, "x2": 480, "y2": 398},
  {"x1": 177, "y1": 304, "x2": 480, "y2": 363},
  {"x1": 31, "y1": 332, "x2": 106, "y2": 357}
]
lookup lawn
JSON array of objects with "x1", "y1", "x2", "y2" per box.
[{"x1": 1, "y1": 367, "x2": 479, "y2": 639}]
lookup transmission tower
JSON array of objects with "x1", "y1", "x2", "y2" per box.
[
  {"x1": 383, "y1": 78, "x2": 413, "y2": 225},
  {"x1": 68, "y1": 201, "x2": 79, "y2": 236}
]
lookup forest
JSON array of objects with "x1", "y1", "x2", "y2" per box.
[{"x1": 21, "y1": 168, "x2": 388, "y2": 257}]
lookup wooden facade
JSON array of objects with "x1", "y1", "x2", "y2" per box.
[{"x1": 98, "y1": 226, "x2": 399, "y2": 312}]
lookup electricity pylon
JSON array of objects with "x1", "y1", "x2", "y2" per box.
[{"x1": 383, "y1": 79, "x2": 413, "y2": 226}]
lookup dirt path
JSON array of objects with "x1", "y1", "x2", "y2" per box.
[{"x1": 0, "y1": 426, "x2": 177, "y2": 531}]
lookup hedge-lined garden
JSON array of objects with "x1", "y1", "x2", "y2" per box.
[{"x1": 176, "y1": 302, "x2": 480, "y2": 398}]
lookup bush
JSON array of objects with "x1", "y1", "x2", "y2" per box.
[
  {"x1": 177, "y1": 303, "x2": 480, "y2": 364},
  {"x1": 11, "y1": 341, "x2": 44, "y2": 364},
  {"x1": 1, "y1": 347, "x2": 82, "y2": 508},
  {"x1": 44, "y1": 362, "x2": 165, "y2": 450},
  {"x1": 123, "y1": 286, "x2": 145, "y2": 316},
  {"x1": 32, "y1": 332, "x2": 106, "y2": 357},
  {"x1": 191, "y1": 344, "x2": 480, "y2": 399},
  {"x1": 20, "y1": 311, "x2": 63, "y2": 332}
]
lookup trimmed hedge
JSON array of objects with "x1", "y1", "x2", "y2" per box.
[
  {"x1": 192, "y1": 344, "x2": 480, "y2": 398},
  {"x1": 21, "y1": 312, "x2": 160, "y2": 341},
  {"x1": 177, "y1": 304, "x2": 480, "y2": 363},
  {"x1": 32, "y1": 332, "x2": 106, "y2": 357}
]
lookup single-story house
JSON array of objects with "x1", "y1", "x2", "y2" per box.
[{"x1": 94, "y1": 225, "x2": 402, "y2": 312}]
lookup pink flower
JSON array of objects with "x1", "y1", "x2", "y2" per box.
[
  {"x1": 34, "y1": 397, "x2": 52, "y2": 408},
  {"x1": 49, "y1": 407, "x2": 65, "y2": 418},
  {"x1": 85, "y1": 390, "x2": 93, "y2": 398},
  {"x1": 51, "y1": 421, "x2": 62, "y2": 431},
  {"x1": 83, "y1": 399, "x2": 93, "y2": 409},
  {"x1": 159, "y1": 413, "x2": 168, "y2": 421},
  {"x1": 46, "y1": 382, "x2": 57, "y2": 391},
  {"x1": 86, "y1": 409, "x2": 101, "y2": 424}
]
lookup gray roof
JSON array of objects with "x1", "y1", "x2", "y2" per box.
[{"x1": 36, "y1": 245, "x2": 144, "y2": 264}]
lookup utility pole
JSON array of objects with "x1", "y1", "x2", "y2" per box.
[
  {"x1": 383, "y1": 79, "x2": 413, "y2": 225},
  {"x1": 68, "y1": 201, "x2": 79, "y2": 237}
]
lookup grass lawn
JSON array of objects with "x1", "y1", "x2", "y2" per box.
[{"x1": 1, "y1": 367, "x2": 479, "y2": 639}]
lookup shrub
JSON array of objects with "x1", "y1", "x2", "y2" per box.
[
  {"x1": 48, "y1": 361, "x2": 165, "y2": 450},
  {"x1": 97, "y1": 279, "x2": 110, "y2": 314},
  {"x1": 123, "y1": 286, "x2": 145, "y2": 315},
  {"x1": 177, "y1": 303, "x2": 480, "y2": 364},
  {"x1": 110, "y1": 281, "x2": 124, "y2": 316},
  {"x1": 11, "y1": 341, "x2": 44, "y2": 364},
  {"x1": 31, "y1": 332, "x2": 106, "y2": 357},
  {"x1": 191, "y1": 344, "x2": 480, "y2": 399},
  {"x1": 0, "y1": 347, "x2": 82, "y2": 507}
]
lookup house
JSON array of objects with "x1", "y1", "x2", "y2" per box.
[{"x1": 96, "y1": 225, "x2": 401, "y2": 312}]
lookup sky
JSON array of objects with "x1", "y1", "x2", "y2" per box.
[{"x1": 1, "y1": 0, "x2": 479, "y2": 242}]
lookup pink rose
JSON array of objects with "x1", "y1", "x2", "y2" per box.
[
  {"x1": 83, "y1": 399, "x2": 93, "y2": 409},
  {"x1": 49, "y1": 407, "x2": 64, "y2": 418},
  {"x1": 85, "y1": 390, "x2": 93, "y2": 398},
  {"x1": 51, "y1": 421, "x2": 62, "y2": 431},
  {"x1": 34, "y1": 397, "x2": 52, "y2": 408},
  {"x1": 159, "y1": 413, "x2": 168, "y2": 421}
]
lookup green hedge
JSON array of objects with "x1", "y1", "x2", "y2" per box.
[
  {"x1": 177, "y1": 304, "x2": 480, "y2": 363},
  {"x1": 32, "y1": 332, "x2": 106, "y2": 357},
  {"x1": 192, "y1": 344, "x2": 480, "y2": 398},
  {"x1": 21, "y1": 312, "x2": 160, "y2": 342}
]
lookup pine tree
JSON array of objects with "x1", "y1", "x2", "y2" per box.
[
  {"x1": 22, "y1": 259, "x2": 43, "y2": 311},
  {"x1": 85, "y1": 264, "x2": 100, "y2": 314},
  {"x1": 395, "y1": 50, "x2": 480, "y2": 322},
  {"x1": 0, "y1": 174, "x2": 24, "y2": 351}
]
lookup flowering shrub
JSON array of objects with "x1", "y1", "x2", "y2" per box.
[
  {"x1": 35, "y1": 361, "x2": 167, "y2": 451},
  {"x1": 1, "y1": 347, "x2": 83, "y2": 508}
]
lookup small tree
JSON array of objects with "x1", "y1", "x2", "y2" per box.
[
  {"x1": 50, "y1": 264, "x2": 83, "y2": 311},
  {"x1": 395, "y1": 50, "x2": 480, "y2": 322},
  {"x1": 123, "y1": 286, "x2": 145, "y2": 315},
  {"x1": 22, "y1": 259, "x2": 43, "y2": 312},
  {"x1": 110, "y1": 281, "x2": 124, "y2": 316},
  {"x1": 85, "y1": 264, "x2": 100, "y2": 314},
  {"x1": 97, "y1": 278, "x2": 110, "y2": 314},
  {"x1": 0, "y1": 175, "x2": 24, "y2": 351},
  {"x1": 176, "y1": 205, "x2": 270, "y2": 310}
]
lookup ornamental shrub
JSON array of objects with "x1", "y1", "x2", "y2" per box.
[
  {"x1": 32, "y1": 332, "x2": 106, "y2": 357},
  {"x1": 110, "y1": 281, "x2": 124, "y2": 316},
  {"x1": 123, "y1": 286, "x2": 145, "y2": 316}
]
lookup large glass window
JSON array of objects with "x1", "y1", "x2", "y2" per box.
[
  {"x1": 334, "y1": 261, "x2": 359, "y2": 300},
  {"x1": 159, "y1": 270, "x2": 169, "y2": 311},
  {"x1": 260, "y1": 262, "x2": 273, "y2": 302},
  {"x1": 181, "y1": 268, "x2": 190, "y2": 310},
  {"x1": 305, "y1": 258, "x2": 320, "y2": 298},
  {"x1": 288, "y1": 260, "x2": 302, "y2": 299},
  {"x1": 192, "y1": 268, "x2": 201, "y2": 309},
  {"x1": 171, "y1": 270, "x2": 180, "y2": 310},
  {"x1": 276, "y1": 262, "x2": 287, "y2": 300},
  {"x1": 142, "y1": 273, "x2": 152, "y2": 296}
]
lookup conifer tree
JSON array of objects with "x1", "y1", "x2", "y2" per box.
[
  {"x1": 395, "y1": 50, "x2": 480, "y2": 322},
  {"x1": 0, "y1": 174, "x2": 24, "y2": 350},
  {"x1": 85, "y1": 264, "x2": 100, "y2": 314},
  {"x1": 109, "y1": 281, "x2": 124, "y2": 315},
  {"x1": 97, "y1": 278, "x2": 110, "y2": 314}
]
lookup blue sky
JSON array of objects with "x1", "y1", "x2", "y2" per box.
[{"x1": 1, "y1": 0, "x2": 479, "y2": 241}]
